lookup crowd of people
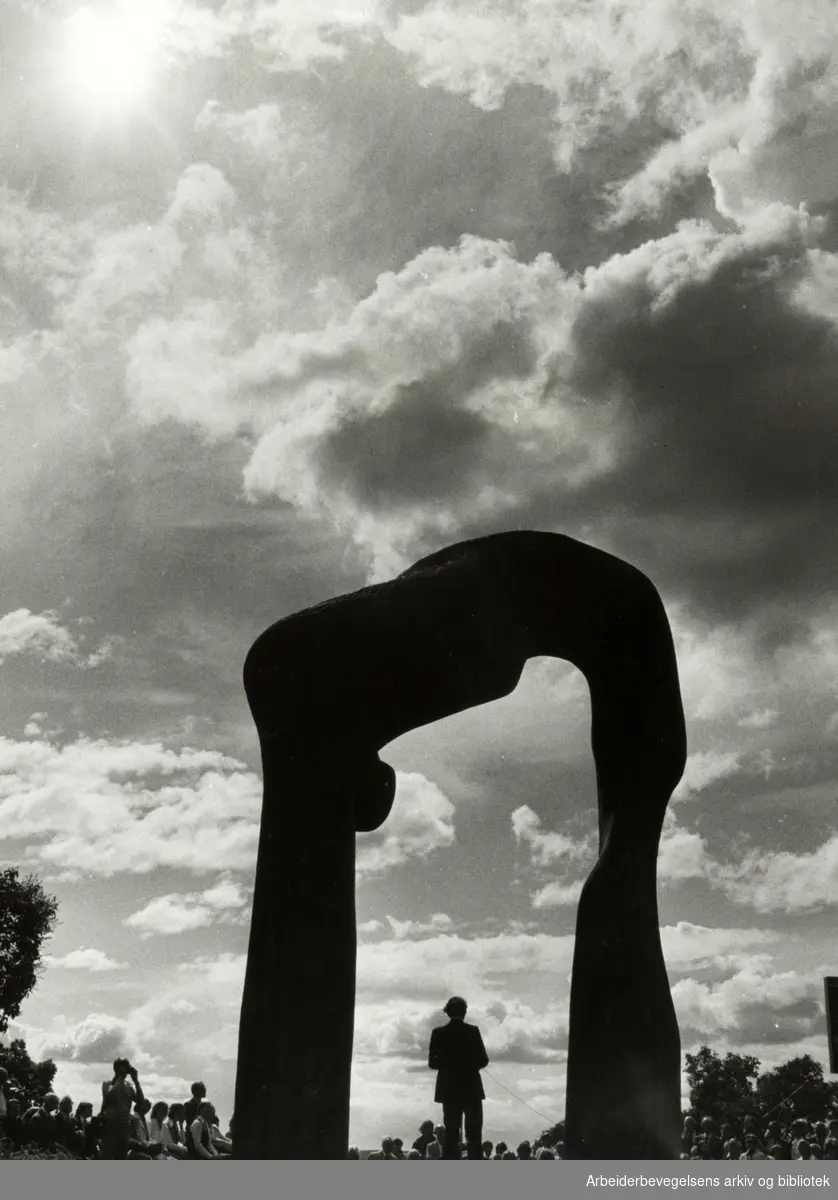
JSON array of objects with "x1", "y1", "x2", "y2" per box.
[
  {"x1": 354, "y1": 1110, "x2": 838, "y2": 1161},
  {"x1": 0, "y1": 1062, "x2": 233, "y2": 1160},
  {"x1": 5, "y1": 1057, "x2": 838, "y2": 1161},
  {"x1": 352, "y1": 1119, "x2": 564, "y2": 1159},
  {"x1": 680, "y1": 1113, "x2": 838, "y2": 1161}
]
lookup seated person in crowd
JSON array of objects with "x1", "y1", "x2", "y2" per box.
[
  {"x1": 412, "y1": 1119, "x2": 436, "y2": 1157},
  {"x1": 741, "y1": 1134, "x2": 770, "y2": 1160},
  {"x1": 129, "y1": 1097, "x2": 164, "y2": 1158},
  {"x1": 22, "y1": 1092, "x2": 59, "y2": 1149},
  {"x1": 167, "y1": 1101, "x2": 187, "y2": 1146},
  {"x1": 1, "y1": 1096, "x2": 23, "y2": 1149},
  {"x1": 55, "y1": 1095, "x2": 83, "y2": 1155},
  {"x1": 187, "y1": 1099, "x2": 221, "y2": 1159},
  {"x1": 206, "y1": 1103, "x2": 232, "y2": 1156},
  {"x1": 425, "y1": 1125, "x2": 445, "y2": 1159},
  {"x1": 149, "y1": 1100, "x2": 188, "y2": 1159}
]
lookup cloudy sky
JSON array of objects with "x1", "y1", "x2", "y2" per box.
[{"x1": 1, "y1": 0, "x2": 837, "y2": 1152}]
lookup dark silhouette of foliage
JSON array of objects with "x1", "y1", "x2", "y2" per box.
[
  {"x1": 0, "y1": 867, "x2": 58, "y2": 1033},
  {"x1": 685, "y1": 1046, "x2": 761, "y2": 1121},
  {"x1": 0, "y1": 1036, "x2": 57, "y2": 1105},
  {"x1": 755, "y1": 1054, "x2": 838, "y2": 1124}
]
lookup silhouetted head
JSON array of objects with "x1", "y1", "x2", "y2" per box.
[
  {"x1": 810, "y1": 1142, "x2": 823, "y2": 1159},
  {"x1": 75, "y1": 1102, "x2": 93, "y2": 1121},
  {"x1": 381, "y1": 1137, "x2": 394, "y2": 1154},
  {"x1": 495, "y1": 1141, "x2": 508, "y2": 1156},
  {"x1": 112, "y1": 1058, "x2": 131, "y2": 1079},
  {"x1": 434, "y1": 1125, "x2": 445, "y2": 1140},
  {"x1": 517, "y1": 1140, "x2": 532, "y2": 1159},
  {"x1": 169, "y1": 1103, "x2": 185, "y2": 1121},
  {"x1": 824, "y1": 1139, "x2": 838, "y2": 1159},
  {"x1": 796, "y1": 1138, "x2": 812, "y2": 1159},
  {"x1": 347, "y1": 1146, "x2": 360, "y2": 1159},
  {"x1": 134, "y1": 1097, "x2": 151, "y2": 1116},
  {"x1": 726, "y1": 1138, "x2": 742, "y2": 1158},
  {"x1": 482, "y1": 1140, "x2": 493, "y2": 1157},
  {"x1": 683, "y1": 1115, "x2": 696, "y2": 1130},
  {"x1": 419, "y1": 1120, "x2": 434, "y2": 1136},
  {"x1": 58, "y1": 1095, "x2": 73, "y2": 1115},
  {"x1": 770, "y1": 1144, "x2": 785, "y2": 1159},
  {"x1": 43, "y1": 1093, "x2": 59, "y2": 1113},
  {"x1": 150, "y1": 1101, "x2": 168, "y2": 1123},
  {"x1": 444, "y1": 996, "x2": 467, "y2": 1020},
  {"x1": 406, "y1": 1148, "x2": 422, "y2": 1159},
  {"x1": 502, "y1": 1150, "x2": 517, "y2": 1159},
  {"x1": 537, "y1": 1147, "x2": 555, "y2": 1159},
  {"x1": 191, "y1": 1081, "x2": 207, "y2": 1099},
  {"x1": 701, "y1": 1116, "x2": 715, "y2": 1131}
]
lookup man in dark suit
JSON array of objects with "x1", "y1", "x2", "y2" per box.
[{"x1": 428, "y1": 996, "x2": 489, "y2": 1159}]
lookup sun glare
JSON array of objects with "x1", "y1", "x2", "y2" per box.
[{"x1": 58, "y1": 4, "x2": 166, "y2": 116}]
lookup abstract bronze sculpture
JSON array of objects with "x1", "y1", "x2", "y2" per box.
[{"x1": 234, "y1": 531, "x2": 687, "y2": 1159}]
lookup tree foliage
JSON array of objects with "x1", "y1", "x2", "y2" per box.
[
  {"x1": 685, "y1": 1046, "x2": 761, "y2": 1121},
  {"x1": 0, "y1": 867, "x2": 58, "y2": 1033},
  {"x1": 755, "y1": 1054, "x2": 838, "y2": 1124},
  {"x1": 686, "y1": 1046, "x2": 838, "y2": 1125},
  {"x1": 0, "y1": 1037, "x2": 57, "y2": 1104}
]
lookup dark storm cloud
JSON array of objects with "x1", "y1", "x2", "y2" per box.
[{"x1": 316, "y1": 319, "x2": 537, "y2": 510}]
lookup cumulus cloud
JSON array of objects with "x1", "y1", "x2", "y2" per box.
[
  {"x1": 381, "y1": 913, "x2": 453, "y2": 939},
  {"x1": 123, "y1": 877, "x2": 251, "y2": 938},
  {"x1": 673, "y1": 961, "x2": 824, "y2": 1047},
  {"x1": 530, "y1": 879, "x2": 584, "y2": 909},
  {"x1": 672, "y1": 750, "x2": 742, "y2": 801},
  {"x1": 0, "y1": 734, "x2": 262, "y2": 875},
  {"x1": 0, "y1": 735, "x2": 452, "y2": 883},
  {"x1": 36, "y1": 1013, "x2": 133, "y2": 1065},
  {"x1": 355, "y1": 994, "x2": 568, "y2": 1066},
  {"x1": 357, "y1": 771, "x2": 456, "y2": 876},
  {"x1": 0, "y1": 609, "x2": 111, "y2": 667},
  {"x1": 658, "y1": 813, "x2": 715, "y2": 885},
  {"x1": 511, "y1": 805, "x2": 591, "y2": 867},
  {"x1": 384, "y1": 0, "x2": 838, "y2": 228},
  {"x1": 720, "y1": 837, "x2": 838, "y2": 914},
  {"x1": 511, "y1": 804, "x2": 592, "y2": 908},
  {"x1": 42, "y1": 948, "x2": 125, "y2": 972}
]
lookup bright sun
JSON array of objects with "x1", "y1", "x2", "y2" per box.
[{"x1": 59, "y1": 4, "x2": 165, "y2": 115}]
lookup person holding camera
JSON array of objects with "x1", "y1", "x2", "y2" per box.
[{"x1": 100, "y1": 1058, "x2": 144, "y2": 1159}]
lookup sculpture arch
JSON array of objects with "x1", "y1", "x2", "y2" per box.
[{"x1": 234, "y1": 531, "x2": 687, "y2": 1159}]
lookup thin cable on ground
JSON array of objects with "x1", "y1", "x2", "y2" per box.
[{"x1": 483, "y1": 1068, "x2": 561, "y2": 1127}]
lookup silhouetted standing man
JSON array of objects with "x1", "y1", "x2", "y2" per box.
[{"x1": 428, "y1": 996, "x2": 489, "y2": 1160}]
